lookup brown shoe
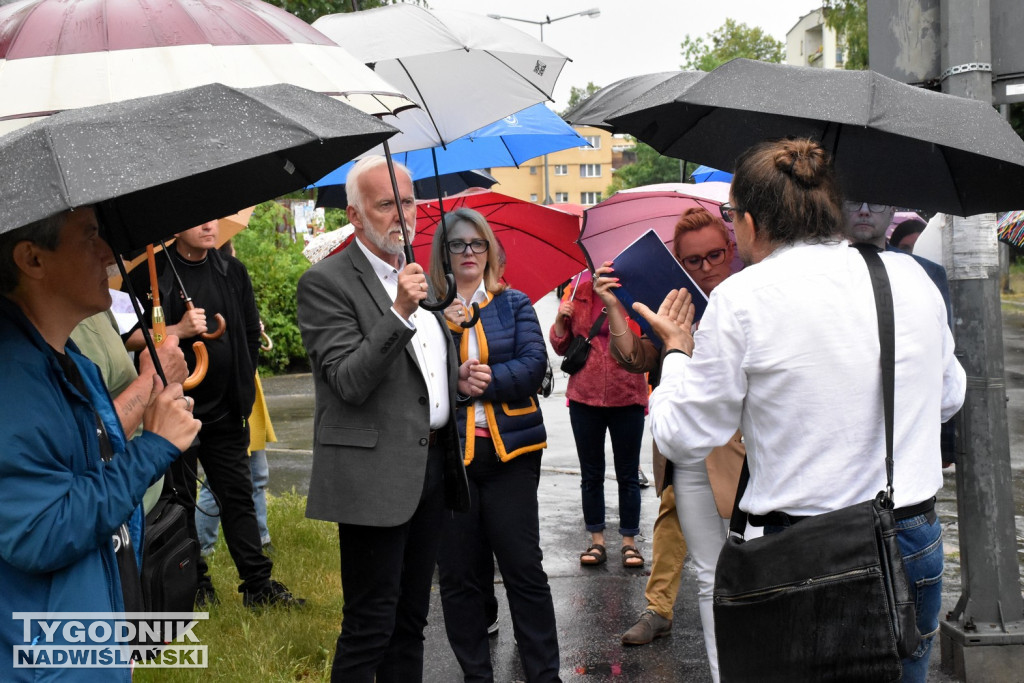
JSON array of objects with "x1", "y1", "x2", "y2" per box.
[{"x1": 621, "y1": 609, "x2": 672, "y2": 646}]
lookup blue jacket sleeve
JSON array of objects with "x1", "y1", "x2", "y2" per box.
[{"x1": 482, "y1": 291, "x2": 547, "y2": 403}]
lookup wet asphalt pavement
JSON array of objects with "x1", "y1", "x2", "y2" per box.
[{"x1": 261, "y1": 293, "x2": 1023, "y2": 682}]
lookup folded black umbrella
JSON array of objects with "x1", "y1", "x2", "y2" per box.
[
  {"x1": 0, "y1": 82, "x2": 397, "y2": 253},
  {"x1": 607, "y1": 58, "x2": 1024, "y2": 216}
]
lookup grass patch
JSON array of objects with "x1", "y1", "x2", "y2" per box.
[{"x1": 135, "y1": 491, "x2": 340, "y2": 682}]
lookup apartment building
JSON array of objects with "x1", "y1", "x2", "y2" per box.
[
  {"x1": 489, "y1": 125, "x2": 632, "y2": 207},
  {"x1": 786, "y1": 8, "x2": 844, "y2": 69}
]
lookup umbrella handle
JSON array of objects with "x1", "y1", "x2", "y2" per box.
[
  {"x1": 201, "y1": 312, "x2": 226, "y2": 340},
  {"x1": 459, "y1": 302, "x2": 481, "y2": 329},
  {"x1": 419, "y1": 273, "x2": 458, "y2": 311},
  {"x1": 182, "y1": 341, "x2": 209, "y2": 391},
  {"x1": 260, "y1": 330, "x2": 273, "y2": 352}
]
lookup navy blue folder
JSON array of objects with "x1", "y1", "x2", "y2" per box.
[{"x1": 610, "y1": 230, "x2": 708, "y2": 347}]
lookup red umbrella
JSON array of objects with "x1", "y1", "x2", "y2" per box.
[
  {"x1": 0, "y1": 0, "x2": 415, "y2": 135},
  {"x1": 579, "y1": 182, "x2": 742, "y2": 274},
  {"x1": 414, "y1": 190, "x2": 586, "y2": 303}
]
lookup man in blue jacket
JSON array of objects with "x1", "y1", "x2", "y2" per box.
[{"x1": 0, "y1": 207, "x2": 200, "y2": 682}]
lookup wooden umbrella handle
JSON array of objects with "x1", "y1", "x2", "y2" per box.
[
  {"x1": 184, "y1": 299, "x2": 226, "y2": 341},
  {"x1": 182, "y1": 341, "x2": 209, "y2": 391},
  {"x1": 260, "y1": 330, "x2": 273, "y2": 352}
]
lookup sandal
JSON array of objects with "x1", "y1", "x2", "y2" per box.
[
  {"x1": 621, "y1": 545, "x2": 645, "y2": 568},
  {"x1": 579, "y1": 544, "x2": 607, "y2": 566}
]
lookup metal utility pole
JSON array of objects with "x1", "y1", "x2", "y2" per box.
[{"x1": 938, "y1": 0, "x2": 1024, "y2": 679}]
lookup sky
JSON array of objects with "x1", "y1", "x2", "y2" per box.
[{"x1": 425, "y1": 0, "x2": 825, "y2": 111}]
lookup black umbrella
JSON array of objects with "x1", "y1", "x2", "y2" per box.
[
  {"x1": 0, "y1": 82, "x2": 398, "y2": 253},
  {"x1": 606, "y1": 58, "x2": 1024, "y2": 216},
  {"x1": 561, "y1": 71, "x2": 693, "y2": 131},
  {"x1": 315, "y1": 169, "x2": 498, "y2": 210}
]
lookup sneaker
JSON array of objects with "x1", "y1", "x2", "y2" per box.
[
  {"x1": 242, "y1": 580, "x2": 306, "y2": 610},
  {"x1": 638, "y1": 467, "x2": 650, "y2": 488},
  {"x1": 621, "y1": 609, "x2": 671, "y2": 646},
  {"x1": 487, "y1": 619, "x2": 499, "y2": 636},
  {"x1": 195, "y1": 583, "x2": 219, "y2": 608}
]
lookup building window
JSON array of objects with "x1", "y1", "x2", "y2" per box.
[
  {"x1": 581, "y1": 192, "x2": 602, "y2": 205},
  {"x1": 530, "y1": 193, "x2": 539, "y2": 202},
  {"x1": 554, "y1": 192, "x2": 569, "y2": 203},
  {"x1": 553, "y1": 164, "x2": 568, "y2": 176},
  {"x1": 580, "y1": 163, "x2": 601, "y2": 178},
  {"x1": 529, "y1": 166, "x2": 538, "y2": 175},
  {"x1": 581, "y1": 135, "x2": 601, "y2": 149}
]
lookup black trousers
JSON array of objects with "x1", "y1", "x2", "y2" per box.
[
  {"x1": 173, "y1": 412, "x2": 272, "y2": 593},
  {"x1": 438, "y1": 442, "x2": 561, "y2": 683},
  {"x1": 331, "y1": 443, "x2": 445, "y2": 683}
]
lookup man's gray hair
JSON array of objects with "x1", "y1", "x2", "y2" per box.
[
  {"x1": 345, "y1": 156, "x2": 413, "y2": 212},
  {"x1": 0, "y1": 213, "x2": 66, "y2": 294}
]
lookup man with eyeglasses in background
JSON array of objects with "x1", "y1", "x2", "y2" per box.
[{"x1": 842, "y1": 200, "x2": 957, "y2": 467}]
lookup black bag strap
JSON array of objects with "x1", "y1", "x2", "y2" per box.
[
  {"x1": 727, "y1": 245, "x2": 896, "y2": 536},
  {"x1": 854, "y1": 244, "x2": 896, "y2": 506},
  {"x1": 585, "y1": 310, "x2": 607, "y2": 341}
]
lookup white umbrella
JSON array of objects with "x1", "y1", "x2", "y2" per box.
[
  {"x1": 313, "y1": 4, "x2": 570, "y2": 152},
  {"x1": 0, "y1": 0, "x2": 416, "y2": 136}
]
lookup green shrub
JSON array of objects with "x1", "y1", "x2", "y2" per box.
[{"x1": 233, "y1": 203, "x2": 311, "y2": 375}]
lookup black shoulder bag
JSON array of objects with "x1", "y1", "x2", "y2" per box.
[
  {"x1": 712, "y1": 245, "x2": 921, "y2": 682},
  {"x1": 559, "y1": 310, "x2": 606, "y2": 375}
]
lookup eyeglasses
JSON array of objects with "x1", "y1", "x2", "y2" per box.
[
  {"x1": 843, "y1": 201, "x2": 890, "y2": 213},
  {"x1": 719, "y1": 203, "x2": 742, "y2": 223},
  {"x1": 447, "y1": 238, "x2": 489, "y2": 255},
  {"x1": 680, "y1": 248, "x2": 728, "y2": 272}
]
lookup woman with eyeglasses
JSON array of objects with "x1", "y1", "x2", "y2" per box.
[
  {"x1": 428, "y1": 207, "x2": 561, "y2": 683},
  {"x1": 549, "y1": 263, "x2": 652, "y2": 571},
  {"x1": 594, "y1": 207, "x2": 744, "y2": 681}
]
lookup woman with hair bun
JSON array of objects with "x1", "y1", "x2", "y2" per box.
[{"x1": 634, "y1": 138, "x2": 965, "y2": 682}]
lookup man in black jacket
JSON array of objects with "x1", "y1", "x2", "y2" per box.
[{"x1": 128, "y1": 219, "x2": 302, "y2": 608}]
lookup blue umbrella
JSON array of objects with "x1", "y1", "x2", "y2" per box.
[
  {"x1": 312, "y1": 103, "x2": 588, "y2": 187},
  {"x1": 691, "y1": 165, "x2": 733, "y2": 183}
]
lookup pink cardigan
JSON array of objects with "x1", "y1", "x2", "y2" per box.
[{"x1": 549, "y1": 281, "x2": 650, "y2": 409}]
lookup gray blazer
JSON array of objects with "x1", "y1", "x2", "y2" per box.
[{"x1": 296, "y1": 243, "x2": 469, "y2": 527}]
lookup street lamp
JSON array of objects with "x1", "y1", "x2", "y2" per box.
[
  {"x1": 487, "y1": 8, "x2": 600, "y2": 42},
  {"x1": 488, "y1": 8, "x2": 601, "y2": 205}
]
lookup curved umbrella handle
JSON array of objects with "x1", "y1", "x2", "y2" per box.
[
  {"x1": 260, "y1": 330, "x2": 273, "y2": 352},
  {"x1": 459, "y1": 302, "x2": 481, "y2": 329},
  {"x1": 201, "y1": 312, "x2": 226, "y2": 340},
  {"x1": 182, "y1": 341, "x2": 209, "y2": 391},
  {"x1": 419, "y1": 273, "x2": 458, "y2": 311}
]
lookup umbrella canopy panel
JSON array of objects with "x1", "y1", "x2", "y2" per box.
[
  {"x1": 313, "y1": 4, "x2": 569, "y2": 151},
  {"x1": 313, "y1": 103, "x2": 586, "y2": 188},
  {"x1": 317, "y1": 170, "x2": 498, "y2": 210},
  {"x1": 561, "y1": 71, "x2": 680, "y2": 131},
  {"x1": 414, "y1": 191, "x2": 586, "y2": 303},
  {"x1": 0, "y1": 0, "x2": 416, "y2": 135},
  {"x1": 607, "y1": 58, "x2": 1024, "y2": 216},
  {"x1": 0, "y1": 82, "x2": 397, "y2": 253},
  {"x1": 579, "y1": 182, "x2": 737, "y2": 273}
]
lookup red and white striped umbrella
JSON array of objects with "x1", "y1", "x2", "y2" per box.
[{"x1": 0, "y1": 0, "x2": 416, "y2": 136}]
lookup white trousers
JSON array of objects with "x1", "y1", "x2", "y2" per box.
[{"x1": 673, "y1": 461, "x2": 729, "y2": 683}]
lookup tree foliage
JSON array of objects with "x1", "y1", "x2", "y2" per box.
[
  {"x1": 263, "y1": 0, "x2": 409, "y2": 28},
  {"x1": 233, "y1": 202, "x2": 312, "y2": 374},
  {"x1": 822, "y1": 0, "x2": 869, "y2": 70},
  {"x1": 562, "y1": 82, "x2": 602, "y2": 116},
  {"x1": 605, "y1": 142, "x2": 690, "y2": 195},
  {"x1": 680, "y1": 18, "x2": 784, "y2": 72}
]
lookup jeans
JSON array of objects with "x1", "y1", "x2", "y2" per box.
[
  {"x1": 568, "y1": 401, "x2": 644, "y2": 537},
  {"x1": 195, "y1": 449, "x2": 271, "y2": 555},
  {"x1": 172, "y1": 413, "x2": 272, "y2": 594},
  {"x1": 895, "y1": 512, "x2": 943, "y2": 683},
  {"x1": 673, "y1": 462, "x2": 729, "y2": 683}
]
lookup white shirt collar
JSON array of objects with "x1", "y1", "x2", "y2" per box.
[{"x1": 355, "y1": 236, "x2": 406, "y2": 281}]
